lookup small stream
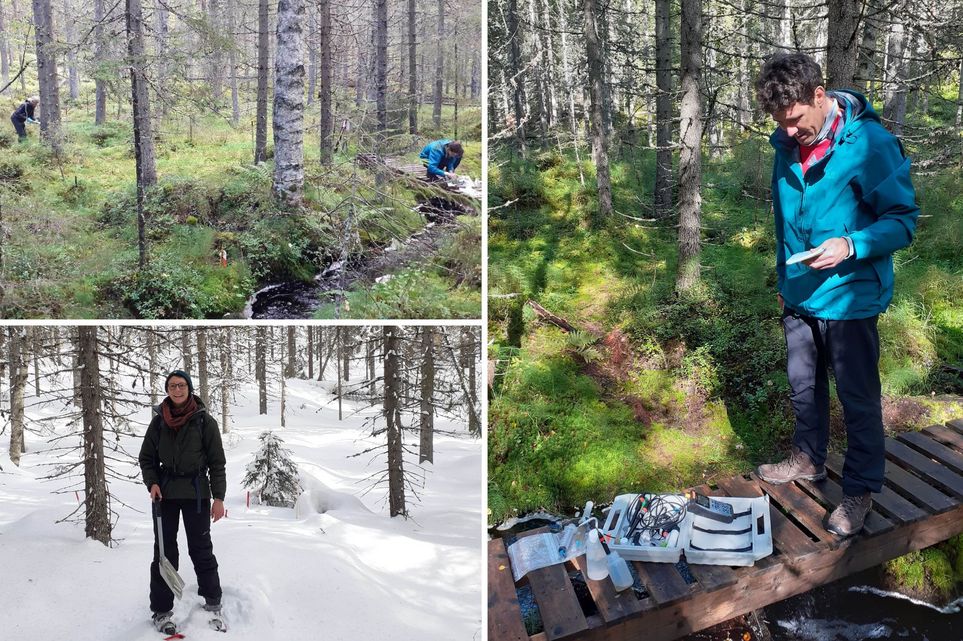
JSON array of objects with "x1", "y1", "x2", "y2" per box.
[
  {"x1": 243, "y1": 217, "x2": 457, "y2": 319},
  {"x1": 491, "y1": 515, "x2": 963, "y2": 641}
]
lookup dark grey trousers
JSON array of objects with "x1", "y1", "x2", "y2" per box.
[
  {"x1": 150, "y1": 498, "x2": 221, "y2": 613},
  {"x1": 783, "y1": 308, "x2": 884, "y2": 496}
]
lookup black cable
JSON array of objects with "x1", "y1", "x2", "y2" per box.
[{"x1": 622, "y1": 493, "x2": 687, "y2": 542}]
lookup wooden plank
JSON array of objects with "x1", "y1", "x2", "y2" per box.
[
  {"x1": 796, "y1": 476, "x2": 894, "y2": 536},
  {"x1": 823, "y1": 453, "x2": 929, "y2": 523},
  {"x1": 488, "y1": 538, "x2": 531, "y2": 641},
  {"x1": 749, "y1": 474, "x2": 835, "y2": 543},
  {"x1": 881, "y1": 458, "x2": 958, "y2": 513},
  {"x1": 631, "y1": 560, "x2": 692, "y2": 606},
  {"x1": 923, "y1": 424, "x2": 963, "y2": 454},
  {"x1": 947, "y1": 418, "x2": 963, "y2": 436},
  {"x1": 574, "y1": 503, "x2": 963, "y2": 641},
  {"x1": 569, "y1": 554, "x2": 643, "y2": 624},
  {"x1": 715, "y1": 475, "x2": 821, "y2": 557},
  {"x1": 898, "y1": 430, "x2": 963, "y2": 476},
  {"x1": 527, "y1": 562, "x2": 589, "y2": 640},
  {"x1": 885, "y1": 438, "x2": 963, "y2": 499}
]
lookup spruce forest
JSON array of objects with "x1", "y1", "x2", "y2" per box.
[
  {"x1": 487, "y1": 0, "x2": 963, "y2": 594},
  {"x1": 0, "y1": 0, "x2": 481, "y2": 319}
]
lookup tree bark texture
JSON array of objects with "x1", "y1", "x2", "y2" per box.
[
  {"x1": 318, "y1": 0, "x2": 333, "y2": 165},
  {"x1": 272, "y1": 0, "x2": 305, "y2": 205},
  {"x1": 583, "y1": 0, "x2": 612, "y2": 218},
  {"x1": 127, "y1": 0, "x2": 157, "y2": 269},
  {"x1": 8, "y1": 327, "x2": 25, "y2": 467},
  {"x1": 383, "y1": 326, "x2": 406, "y2": 517},
  {"x1": 676, "y1": 0, "x2": 702, "y2": 292},
  {"x1": 79, "y1": 326, "x2": 110, "y2": 546},
  {"x1": 826, "y1": 0, "x2": 860, "y2": 90},
  {"x1": 419, "y1": 327, "x2": 434, "y2": 464},
  {"x1": 654, "y1": 0, "x2": 672, "y2": 218},
  {"x1": 254, "y1": 0, "x2": 269, "y2": 164},
  {"x1": 432, "y1": 0, "x2": 444, "y2": 128},
  {"x1": 31, "y1": 0, "x2": 63, "y2": 153}
]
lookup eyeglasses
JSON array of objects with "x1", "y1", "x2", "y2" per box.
[{"x1": 168, "y1": 383, "x2": 189, "y2": 390}]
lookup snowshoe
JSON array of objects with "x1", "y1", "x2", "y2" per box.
[
  {"x1": 204, "y1": 603, "x2": 228, "y2": 633},
  {"x1": 152, "y1": 611, "x2": 177, "y2": 635}
]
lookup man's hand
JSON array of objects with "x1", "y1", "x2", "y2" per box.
[
  {"x1": 211, "y1": 499, "x2": 225, "y2": 523},
  {"x1": 149, "y1": 484, "x2": 163, "y2": 501},
  {"x1": 805, "y1": 237, "x2": 850, "y2": 270}
]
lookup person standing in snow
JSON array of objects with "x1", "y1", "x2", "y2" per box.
[{"x1": 139, "y1": 370, "x2": 227, "y2": 634}]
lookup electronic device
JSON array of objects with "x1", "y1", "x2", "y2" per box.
[{"x1": 685, "y1": 490, "x2": 735, "y2": 523}]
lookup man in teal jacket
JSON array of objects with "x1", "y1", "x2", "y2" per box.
[
  {"x1": 753, "y1": 53, "x2": 919, "y2": 537},
  {"x1": 419, "y1": 139, "x2": 464, "y2": 182}
]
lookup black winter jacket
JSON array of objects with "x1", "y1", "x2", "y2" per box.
[
  {"x1": 138, "y1": 396, "x2": 227, "y2": 501},
  {"x1": 11, "y1": 101, "x2": 35, "y2": 123}
]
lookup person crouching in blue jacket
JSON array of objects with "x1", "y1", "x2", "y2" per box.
[
  {"x1": 753, "y1": 53, "x2": 919, "y2": 538},
  {"x1": 11, "y1": 96, "x2": 40, "y2": 142},
  {"x1": 419, "y1": 139, "x2": 464, "y2": 182}
]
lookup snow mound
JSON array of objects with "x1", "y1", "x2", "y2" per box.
[{"x1": 294, "y1": 474, "x2": 370, "y2": 518}]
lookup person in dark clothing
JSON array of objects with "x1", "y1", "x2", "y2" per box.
[
  {"x1": 419, "y1": 139, "x2": 464, "y2": 182},
  {"x1": 10, "y1": 96, "x2": 40, "y2": 142},
  {"x1": 138, "y1": 370, "x2": 227, "y2": 634}
]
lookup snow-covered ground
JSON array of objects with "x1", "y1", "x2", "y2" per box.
[{"x1": 0, "y1": 377, "x2": 482, "y2": 641}]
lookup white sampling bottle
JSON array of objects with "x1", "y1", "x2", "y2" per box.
[
  {"x1": 585, "y1": 528, "x2": 609, "y2": 581},
  {"x1": 606, "y1": 547, "x2": 635, "y2": 592}
]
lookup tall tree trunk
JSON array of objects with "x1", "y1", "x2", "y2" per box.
[
  {"x1": 737, "y1": 0, "x2": 749, "y2": 128},
  {"x1": 285, "y1": 327, "x2": 297, "y2": 377},
  {"x1": 583, "y1": 0, "x2": 612, "y2": 219},
  {"x1": 147, "y1": 330, "x2": 158, "y2": 405},
  {"x1": 318, "y1": 0, "x2": 332, "y2": 165},
  {"x1": 0, "y1": 2, "x2": 9, "y2": 86},
  {"x1": 383, "y1": 326, "x2": 405, "y2": 517},
  {"x1": 181, "y1": 330, "x2": 193, "y2": 374},
  {"x1": 153, "y1": 0, "x2": 168, "y2": 115},
  {"x1": 94, "y1": 0, "x2": 107, "y2": 123},
  {"x1": 128, "y1": 0, "x2": 157, "y2": 269},
  {"x1": 307, "y1": 326, "x2": 314, "y2": 379},
  {"x1": 280, "y1": 338, "x2": 287, "y2": 427},
  {"x1": 418, "y1": 327, "x2": 434, "y2": 464},
  {"x1": 856, "y1": 0, "x2": 879, "y2": 95},
  {"x1": 407, "y1": 0, "x2": 417, "y2": 134},
  {"x1": 256, "y1": 327, "x2": 267, "y2": 415},
  {"x1": 375, "y1": 0, "x2": 387, "y2": 159},
  {"x1": 557, "y1": 0, "x2": 583, "y2": 184},
  {"x1": 676, "y1": 0, "x2": 702, "y2": 292},
  {"x1": 228, "y1": 0, "x2": 240, "y2": 125},
  {"x1": 432, "y1": 0, "x2": 444, "y2": 128},
  {"x1": 63, "y1": 0, "x2": 79, "y2": 99},
  {"x1": 506, "y1": 0, "x2": 526, "y2": 154},
  {"x1": 8, "y1": 328, "x2": 25, "y2": 466},
  {"x1": 220, "y1": 328, "x2": 231, "y2": 433},
  {"x1": 79, "y1": 327, "x2": 110, "y2": 546},
  {"x1": 654, "y1": 0, "x2": 672, "y2": 218},
  {"x1": 272, "y1": 0, "x2": 305, "y2": 205},
  {"x1": 462, "y1": 328, "x2": 479, "y2": 436},
  {"x1": 197, "y1": 329, "x2": 209, "y2": 406},
  {"x1": 32, "y1": 0, "x2": 63, "y2": 153},
  {"x1": 882, "y1": 17, "x2": 908, "y2": 136},
  {"x1": 254, "y1": 0, "x2": 269, "y2": 164},
  {"x1": 826, "y1": 0, "x2": 859, "y2": 89}
]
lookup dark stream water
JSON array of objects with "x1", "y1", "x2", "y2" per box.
[{"x1": 491, "y1": 517, "x2": 963, "y2": 641}]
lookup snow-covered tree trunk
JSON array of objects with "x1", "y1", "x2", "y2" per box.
[
  {"x1": 280, "y1": 340, "x2": 287, "y2": 428},
  {"x1": 384, "y1": 326, "x2": 405, "y2": 517},
  {"x1": 198, "y1": 329, "x2": 209, "y2": 406},
  {"x1": 8, "y1": 327, "x2": 26, "y2": 467},
  {"x1": 79, "y1": 327, "x2": 110, "y2": 545},
  {"x1": 256, "y1": 326, "x2": 267, "y2": 415},
  {"x1": 272, "y1": 0, "x2": 305, "y2": 205},
  {"x1": 419, "y1": 327, "x2": 434, "y2": 464},
  {"x1": 285, "y1": 327, "x2": 297, "y2": 378}
]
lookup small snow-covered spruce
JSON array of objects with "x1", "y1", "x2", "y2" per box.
[{"x1": 243, "y1": 431, "x2": 302, "y2": 507}]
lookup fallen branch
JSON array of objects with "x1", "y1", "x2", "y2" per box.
[{"x1": 526, "y1": 300, "x2": 578, "y2": 333}]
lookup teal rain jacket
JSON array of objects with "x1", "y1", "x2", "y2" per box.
[
  {"x1": 770, "y1": 91, "x2": 919, "y2": 320},
  {"x1": 419, "y1": 139, "x2": 461, "y2": 177}
]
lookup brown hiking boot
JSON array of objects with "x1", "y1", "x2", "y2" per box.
[
  {"x1": 756, "y1": 447, "x2": 827, "y2": 484},
  {"x1": 826, "y1": 492, "x2": 873, "y2": 537}
]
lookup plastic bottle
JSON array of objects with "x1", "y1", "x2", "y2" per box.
[
  {"x1": 607, "y1": 548, "x2": 635, "y2": 592},
  {"x1": 585, "y1": 528, "x2": 609, "y2": 581}
]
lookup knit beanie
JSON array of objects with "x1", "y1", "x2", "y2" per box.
[{"x1": 164, "y1": 370, "x2": 194, "y2": 395}]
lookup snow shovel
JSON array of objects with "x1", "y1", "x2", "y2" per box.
[{"x1": 153, "y1": 499, "x2": 185, "y2": 600}]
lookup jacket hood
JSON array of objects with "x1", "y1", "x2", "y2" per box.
[{"x1": 770, "y1": 90, "x2": 877, "y2": 153}]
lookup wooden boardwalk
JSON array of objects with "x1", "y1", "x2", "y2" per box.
[{"x1": 489, "y1": 419, "x2": 963, "y2": 641}]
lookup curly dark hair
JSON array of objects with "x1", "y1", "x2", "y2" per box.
[{"x1": 755, "y1": 53, "x2": 824, "y2": 114}]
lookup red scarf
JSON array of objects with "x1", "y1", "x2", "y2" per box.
[
  {"x1": 161, "y1": 396, "x2": 198, "y2": 432},
  {"x1": 799, "y1": 108, "x2": 843, "y2": 175}
]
